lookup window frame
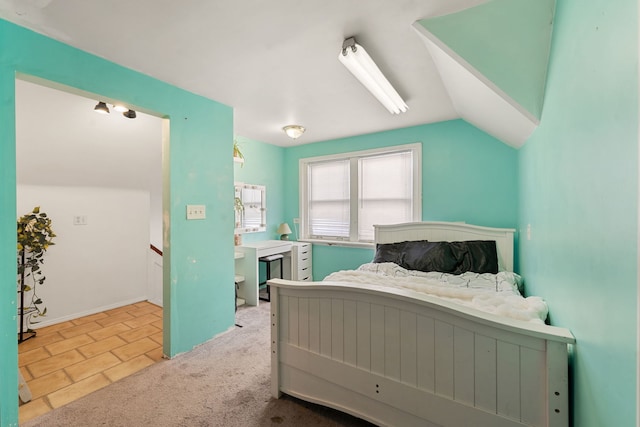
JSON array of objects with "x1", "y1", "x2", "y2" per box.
[{"x1": 299, "y1": 143, "x2": 422, "y2": 247}]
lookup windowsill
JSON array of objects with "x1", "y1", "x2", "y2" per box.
[{"x1": 298, "y1": 238, "x2": 375, "y2": 249}]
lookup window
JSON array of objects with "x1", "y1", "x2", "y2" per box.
[{"x1": 300, "y1": 143, "x2": 421, "y2": 244}]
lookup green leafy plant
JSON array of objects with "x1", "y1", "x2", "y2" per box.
[
  {"x1": 233, "y1": 139, "x2": 244, "y2": 166},
  {"x1": 17, "y1": 206, "x2": 56, "y2": 337},
  {"x1": 234, "y1": 196, "x2": 244, "y2": 228}
]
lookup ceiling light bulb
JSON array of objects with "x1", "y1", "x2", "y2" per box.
[
  {"x1": 94, "y1": 101, "x2": 110, "y2": 114},
  {"x1": 283, "y1": 125, "x2": 305, "y2": 140},
  {"x1": 113, "y1": 103, "x2": 128, "y2": 112}
]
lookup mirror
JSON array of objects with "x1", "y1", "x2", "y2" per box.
[{"x1": 234, "y1": 183, "x2": 266, "y2": 233}]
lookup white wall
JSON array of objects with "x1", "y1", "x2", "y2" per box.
[
  {"x1": 147, "y1": 249, "x2": 163, "y2": 307},
  {"x1": 17, "y1": 185, "x2": 150, "y2": 328},
  {"x1": 149, "y1": 190, "x2": 163, "y2": 249}
]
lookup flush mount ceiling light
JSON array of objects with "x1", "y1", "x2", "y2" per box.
[
  {"x1": 123, "y1": 109, "x2": 137, "y2": 119},
  {"x1": 338, "y1": 37, "x2": 408, "y2": 114},
  {"x1": 94, "y1": 101, "x2": 110, "y2": 114},
  {"x1": 283, "y1": 125, "x2": 305, "y2": 140}
]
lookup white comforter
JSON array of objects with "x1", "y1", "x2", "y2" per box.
[{"x1": 323, "y1": 262, "x2": 548, "y2": 324}]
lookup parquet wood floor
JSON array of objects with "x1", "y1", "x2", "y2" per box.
[{"x1": 18, "y1": 301, "x2": 164, "y2": 424}]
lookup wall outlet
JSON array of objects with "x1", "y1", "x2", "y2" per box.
[
  {"x1": 186, "y1": 204, "x2": 206, "y2": 220},
  {"x1": 73, "y1": 215, "x2": 88, "y2": 225}
]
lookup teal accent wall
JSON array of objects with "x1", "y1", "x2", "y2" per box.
[
  {"x1": 0, "y1": 67, "x2": 18, "y2": 427},
  {"x1": 2, "y1": 1, "x2": 634, "y2": 424},
  {"x1": 312, "y1": 246, "x2": 375, "y2": 281},
  {"x1": 233, "y1": 137, "x2": 286, "y2": 243},
  {"x1": 518, "y1": 0, "x2": 638, "y2": 425},
  {"x1": 283, "y1": 120, "x2": 519, "y2": 278},
  {"x1": 0, "y1": 20, "x2": 234, "y2": 425},
  {"x1": 418, "y1": 0, "x2": 555, "y2": 119}
]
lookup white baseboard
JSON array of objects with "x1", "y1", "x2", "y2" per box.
[
  {"x1": 147, "y1": 296, "x2": 163, "y2": 307},
  {"x1": 29, "y1": 297, "x2": 152, "y2": 330}
]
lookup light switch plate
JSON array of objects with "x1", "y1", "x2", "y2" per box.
[
  {"x1": 73, "y1": 215, "x2": 88, "y2": 225},
  {"x1": 186, "y1": 204, "x2": 206, "y2": 220}
]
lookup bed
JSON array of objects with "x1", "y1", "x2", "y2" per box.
[{"x1": 268, "y1": 222, "x2": 575, "y2": 427}]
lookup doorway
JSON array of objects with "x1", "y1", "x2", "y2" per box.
[{"x1": 15, "y1": 78, "x2": 166, "y2": 422}]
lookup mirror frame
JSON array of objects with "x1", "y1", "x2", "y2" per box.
[{"x1": 234, "y1": 183, "x2": 266, "y2": 234}]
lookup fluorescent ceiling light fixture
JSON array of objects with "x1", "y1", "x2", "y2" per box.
[
  {"x1": 338, "y1": 37, "x2": 408, "y2": 114},
  {"x1": 283, "y1": 125, "x2": 305, "y2": 140}
]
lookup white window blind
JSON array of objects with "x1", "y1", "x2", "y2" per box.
[
  {"x1": 358, "y1": 151, "x2": 413, "y2": 241},
  {"x1": 308, "y1": 160, "x2": 350, "y2": 238},
  {"x1": 300, "y1": 143, "x2": 421, "y2": 244}
]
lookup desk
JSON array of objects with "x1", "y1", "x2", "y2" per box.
[{"x1": 236, "y1": 240, "x2": 292, "y2": 306}]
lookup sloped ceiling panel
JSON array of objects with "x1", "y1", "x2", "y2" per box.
[
  {"x1": 414, "y1": 0, "x2": 555, "y2": 148},
  {"x1": 413, "y1": 25, "x2": 538, "y2": 148}
]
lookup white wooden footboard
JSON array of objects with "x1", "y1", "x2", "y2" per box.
[{"x1": 269, "y1": 279, "x2": 575, "y2": 427}]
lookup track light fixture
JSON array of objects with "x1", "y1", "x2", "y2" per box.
[
  {"x1": 93, "y1": 101, "x2": 137, "y2": 119},
  {"x1": 338, "y1": 37, "x2": 408, "y2": 114},
  {"x1": 283, "y1": 125, "x2": 305, "y2": 140},
  {"x1": 94, "y1": 101, "x2": 110, "y2": 114}
]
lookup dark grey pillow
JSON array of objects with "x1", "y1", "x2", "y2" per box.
[
  {"x1": 373, "y1": 239, "x2": 499, "y2": 274},
  {"x1": 449, "y1": 240, "x2": 498, "y2": 274},
  {"x1": 373, "y1": 240, "x2": 458, "y2": 273},
  {"x1": 402, "y1": 241, "x2": 458, "y2": 273},
  {"x1": 372, "y1": 240, "x2": 411, "y2": 266}
]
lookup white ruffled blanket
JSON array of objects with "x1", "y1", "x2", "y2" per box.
[{"x1": 323, "y1": 262, "x2": 548, "y2": 324}]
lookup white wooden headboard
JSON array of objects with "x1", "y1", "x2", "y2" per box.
[{"x1": 374, "y1": 221, "x2": 516, "y2": 272}]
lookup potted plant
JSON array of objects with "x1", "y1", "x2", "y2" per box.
[
  {"x1": 233, "y1": 139, "x2": 244, "y2": 166},
  {"x1": 17, "y1": 206, "x2": 56, "y2": 342},
  {"x1": 234, "y1": 195, "x2": 244, "y2": 227}
]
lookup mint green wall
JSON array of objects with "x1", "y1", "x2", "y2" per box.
[
  {"x1": 233, "y1": 137, "x2": 286, "y2": 243},
  {"x1": 0, "y1": 20, "x2": 234, "y2": 426},
  {"x1": 283, "y1": 120, "x2": 519, "y2": 279},
  {"x1": 518, "y1": 0, "x2": 637, "y2": 425},
  {"x1": 312, "y1": 246, "x2": 376, "y2": 281},
  {"x1": 0, "y1": 72, "x2": 18, "y2": 427},
  {"x1": 418, "y1": 0, "x2": 555, "y2": 119}
]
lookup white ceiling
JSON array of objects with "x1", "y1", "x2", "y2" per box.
[
  {"x1": 16, "y1": 79, "x2": 163, "y2": 193},
  {"x1": 1, "y1": 0, "x2": 491, "y2": 146}
]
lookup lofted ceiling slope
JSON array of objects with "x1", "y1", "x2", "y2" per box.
[
  {"x1": 2, "y1": 0, "x2": 554, "y2": 148},
  {"x1": 414, "y1": 0, "x2": 556, "y2": 147}
]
